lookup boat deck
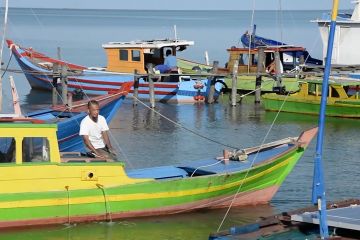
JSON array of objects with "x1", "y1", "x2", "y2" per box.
[
  {"x1": 126, "y1": 144, "x2": 295, "y2": 180},
  {"x1": 291, "y1": 204, "x2": 360, "y2": 231}
]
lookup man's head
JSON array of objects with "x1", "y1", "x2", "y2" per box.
[
  {"x1": 166, "y1": 49, "x2": 172, "y2": 56},
  {"x1": 87, "y1": 100, "x2": 100, "y2": 122}
]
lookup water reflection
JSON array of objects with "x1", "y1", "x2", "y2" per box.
[
  {"x1": 0, "y1": 205, "x2": 276, "y2": 240},
  {"x1": 22, "y1": 89, "x2": 53, "y2": 113}
]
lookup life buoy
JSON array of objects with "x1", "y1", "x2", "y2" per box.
[
  {"x1": 194, "y1": 95, "x2": 205, "y2": 101},
  {"x1": 193, "y1": 80, "x2": 205, "y2": 90}
]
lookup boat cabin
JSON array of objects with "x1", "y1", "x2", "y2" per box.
[
  {"x1": 0, "y1": 123, "x2": 60, "y2": 164},
  {"x1": 102, "y1": 39, "x2": 194, "y2": 74},
  {"x1": 297, "y1": 79, "x2": 360, "y2": 101},
  {"x1": 226, "y1": 45, "x2": 308, "y2": 74}
]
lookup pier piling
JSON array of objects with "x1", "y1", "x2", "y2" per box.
[
  {"x1": 147, "y1": 64, "x2": 156, "y2": 108},
  {"x1": 60, "y1": 65, "x2": 69, "y2": 106},
  {"x1": 133, "y1": 70, "x2": 139, "y2": 106},
  {"x1": 52, "y1": 63, "x2": 60, "y2": 106},
  {"x1": 67, "y1": 92, "x2": 73, "y2": 108},
  {"x1": 231, "y1": 60, "x2": 239, "y2": 106},
  {"x1": 255, "y1": 47, "x2": 265, "y2": 103},
  {"x1": 207, "y1": 61, "x2": 219, "y2": 104},
  {"x1": 274, "y1": 51, "x2": 284, "y2": 93}
]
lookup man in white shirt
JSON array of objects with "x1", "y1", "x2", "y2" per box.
[{"x1": 79, "y1": 100, "x2": 116, "y2": 160}]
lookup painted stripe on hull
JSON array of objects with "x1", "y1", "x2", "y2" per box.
[{"x1": 0, "y1": 185, "x2": 280, "y2": 229}]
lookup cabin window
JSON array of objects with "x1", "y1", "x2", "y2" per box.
[
  {"x1": 330, "y1": 86, "x2": 340, "y2": 98},
  {"x1": 283, "y1": 52, "x2": 295, "y2": 64},
  {"x1": 119, "y1": 50, "x2": 128, "y2": 61},
  {"x1": 132, "y1": 50, "x2": 141, "y2": 62},
  {"x1": 252, "y1": 54, "x2": 258, "y2": 65},
  {"x1": 152, "y1": 49, "x2": 161, "y2": 58},
  {"x1": 22, "y1": 137, "x2": 50, "y2": 163},
  {"x1": 0, "y1": 137, "x2": 16, "y2": 163},
  {"x1": 308, "y1": 83, "x2": 317, "y2": 96},
  {"x1": 238, "y1": 54, "x2": 248, "y2": 65}
]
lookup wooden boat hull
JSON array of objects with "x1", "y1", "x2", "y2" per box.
[
  {"x1": 177, "y1": 58, "x2": 300, "y2": 92},
  {"x1": 8, "y1": 40, "x2": 222, "y2": 103},
  {"x1": 0, "y1": 128, "x2": 317, "y2": 229},
  {"x1": 263, "y1": 94, "x2": 360, "y2": 118}
]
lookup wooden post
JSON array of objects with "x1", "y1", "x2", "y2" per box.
[
  {"x1": 255, "y1": 47, "x2": 265, "y2": 103},
  {"x1": 231, "y1": 60, "x2": 239, "y2": 106},
  {"x1": 147, "y1": 64, "x2": 156, "y2": 108},
  {"x1": 9, "y1": 76, "x2": 22, "y2": 116},
  {"x1": 57, "y1": 47, "x2": 61, "y2": 60},
  {"x1": 148, "y1": 77, "x2": 155, "y2": 108},
  {"x1": 133, "y1": 70, "x2": 139, "y2": 106},
  {"x1": 52, "y1": 63, "x2": 60, "y2": 106},
  {"x1": 204, "y1": 51, "x2": 209, "y2": 65},
  {"x1": 299, "y1": 55, "x2": 305, "y2": 79},
  {"x1": 274, "y1": 51, "x2": 284, "y2": 93},
  {"x1": 207, "y1": 61, "x2": 219, "y2": 104},
  {"x1": 61, "y1": 65, "x2": 68, "y2": 105},
  {"x1": 67, "y1": 92, "x2": 73, "y2": 108},
  {"x1": 299, "y1": 54, "x2": 305, "y2": 65}
]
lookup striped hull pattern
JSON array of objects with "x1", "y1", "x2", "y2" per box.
[
  {"x1": 263, "y1": 96, "x2": 360, "y2": 118},
  {"x1": 9, "y1": 41, "x2": 222, "y2": 103},
  {"x1": 0, "y1": 143, "x2": 307, "y2": 228}
]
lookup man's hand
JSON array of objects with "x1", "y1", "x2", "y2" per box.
[
  {"x1": 93, "y1": 150, "x2": 106, "y2": 159},
  {"x1": 108, "y1": 148, "x2": 117, "y2": 156}
]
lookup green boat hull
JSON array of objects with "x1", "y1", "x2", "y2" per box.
[
  {"x1": 0, "y1": 146, "x2": 305, "y2": 227},
  {"x1": 263, "y1": 95, "x2": 360, "y2": 118},
  {"x1": 224, "y1": 76, "x2": 300, "y2": 92}
]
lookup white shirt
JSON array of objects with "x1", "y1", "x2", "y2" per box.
[{"x1": 79, "y1": 115, "x2": 109, "y2": 149}]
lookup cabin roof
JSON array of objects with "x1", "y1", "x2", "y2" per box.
[
  {"x1": 302, "y1": 78, "x2": 360, "y2": 86},
  {"x1": 227, "y1": 45, "x2": 306, "y2": 53},
  {"x1": 102, "y1": 39, "x2": 194, "y2": 49}
]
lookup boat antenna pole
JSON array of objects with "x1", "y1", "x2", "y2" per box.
[
  {"x1": 0, "y1": 0, "x2": 9, "y2": 112},
  {"x1": 173, "y1": 25, "x2": 177, "y2": 42},
  {"x1": 312, "y1": 0, "x2": 339, "y2": 239}
]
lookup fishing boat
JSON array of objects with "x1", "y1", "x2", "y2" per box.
[
  {"x1": 262, "y1": 78, "x2": 360, "y2": 118},
  {"x1": 179, "y1": 45, "x2": 306, "y2": 93},
  {"x1": 0, "y1": 121, "x2": 316, "y2": 228},
  {"x1": 240, "y1": 30, "x2": 323, "y2": 66},
  {"x1": 7, "y1": 39, "x2": 224, "y2": 103}
]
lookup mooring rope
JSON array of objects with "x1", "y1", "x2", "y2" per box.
[
  {"x1": 132, "y1": 95, "x2": 240, "y2": 150},
  {"x1": 216, "y1": 80, "x2": 298, "y2": 232}
]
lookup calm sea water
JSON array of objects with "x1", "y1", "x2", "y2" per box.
[{"x1": 0, "y1": 8, "x2": 359, "y2": 240}]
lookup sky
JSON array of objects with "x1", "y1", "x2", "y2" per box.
[{"x1": 6, "y1": 0, "x2": 354, "y2": 11}]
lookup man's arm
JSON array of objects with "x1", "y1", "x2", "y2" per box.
[
  {"x1": 82, "y1": 135, "x2": 105, "y2": 158},
  {"x1": 102, "y1": 131, "x2": 115, "y2": 154}
]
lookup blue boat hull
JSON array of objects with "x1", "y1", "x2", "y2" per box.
[{"x1": 9, "y1": 41, "x2": 223, "y2": 103}]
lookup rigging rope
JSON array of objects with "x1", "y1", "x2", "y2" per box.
[{"x1": 216, "y1": 80, "x2": 298, "y2": 232}]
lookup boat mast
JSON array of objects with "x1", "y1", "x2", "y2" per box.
[
  {"x1": 0, "y1": 0, "x2": 9, "y2": 112},
  {"x1": 312, "y1": 0, "x2": 339, "y2": 239}
]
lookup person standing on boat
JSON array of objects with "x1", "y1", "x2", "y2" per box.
[
  {"x1": 155, "y1": 49, "x2": 177, "y2": 73},
  {"x1": 79, "y1": 100, "x2": 117, "y2": 160}
]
